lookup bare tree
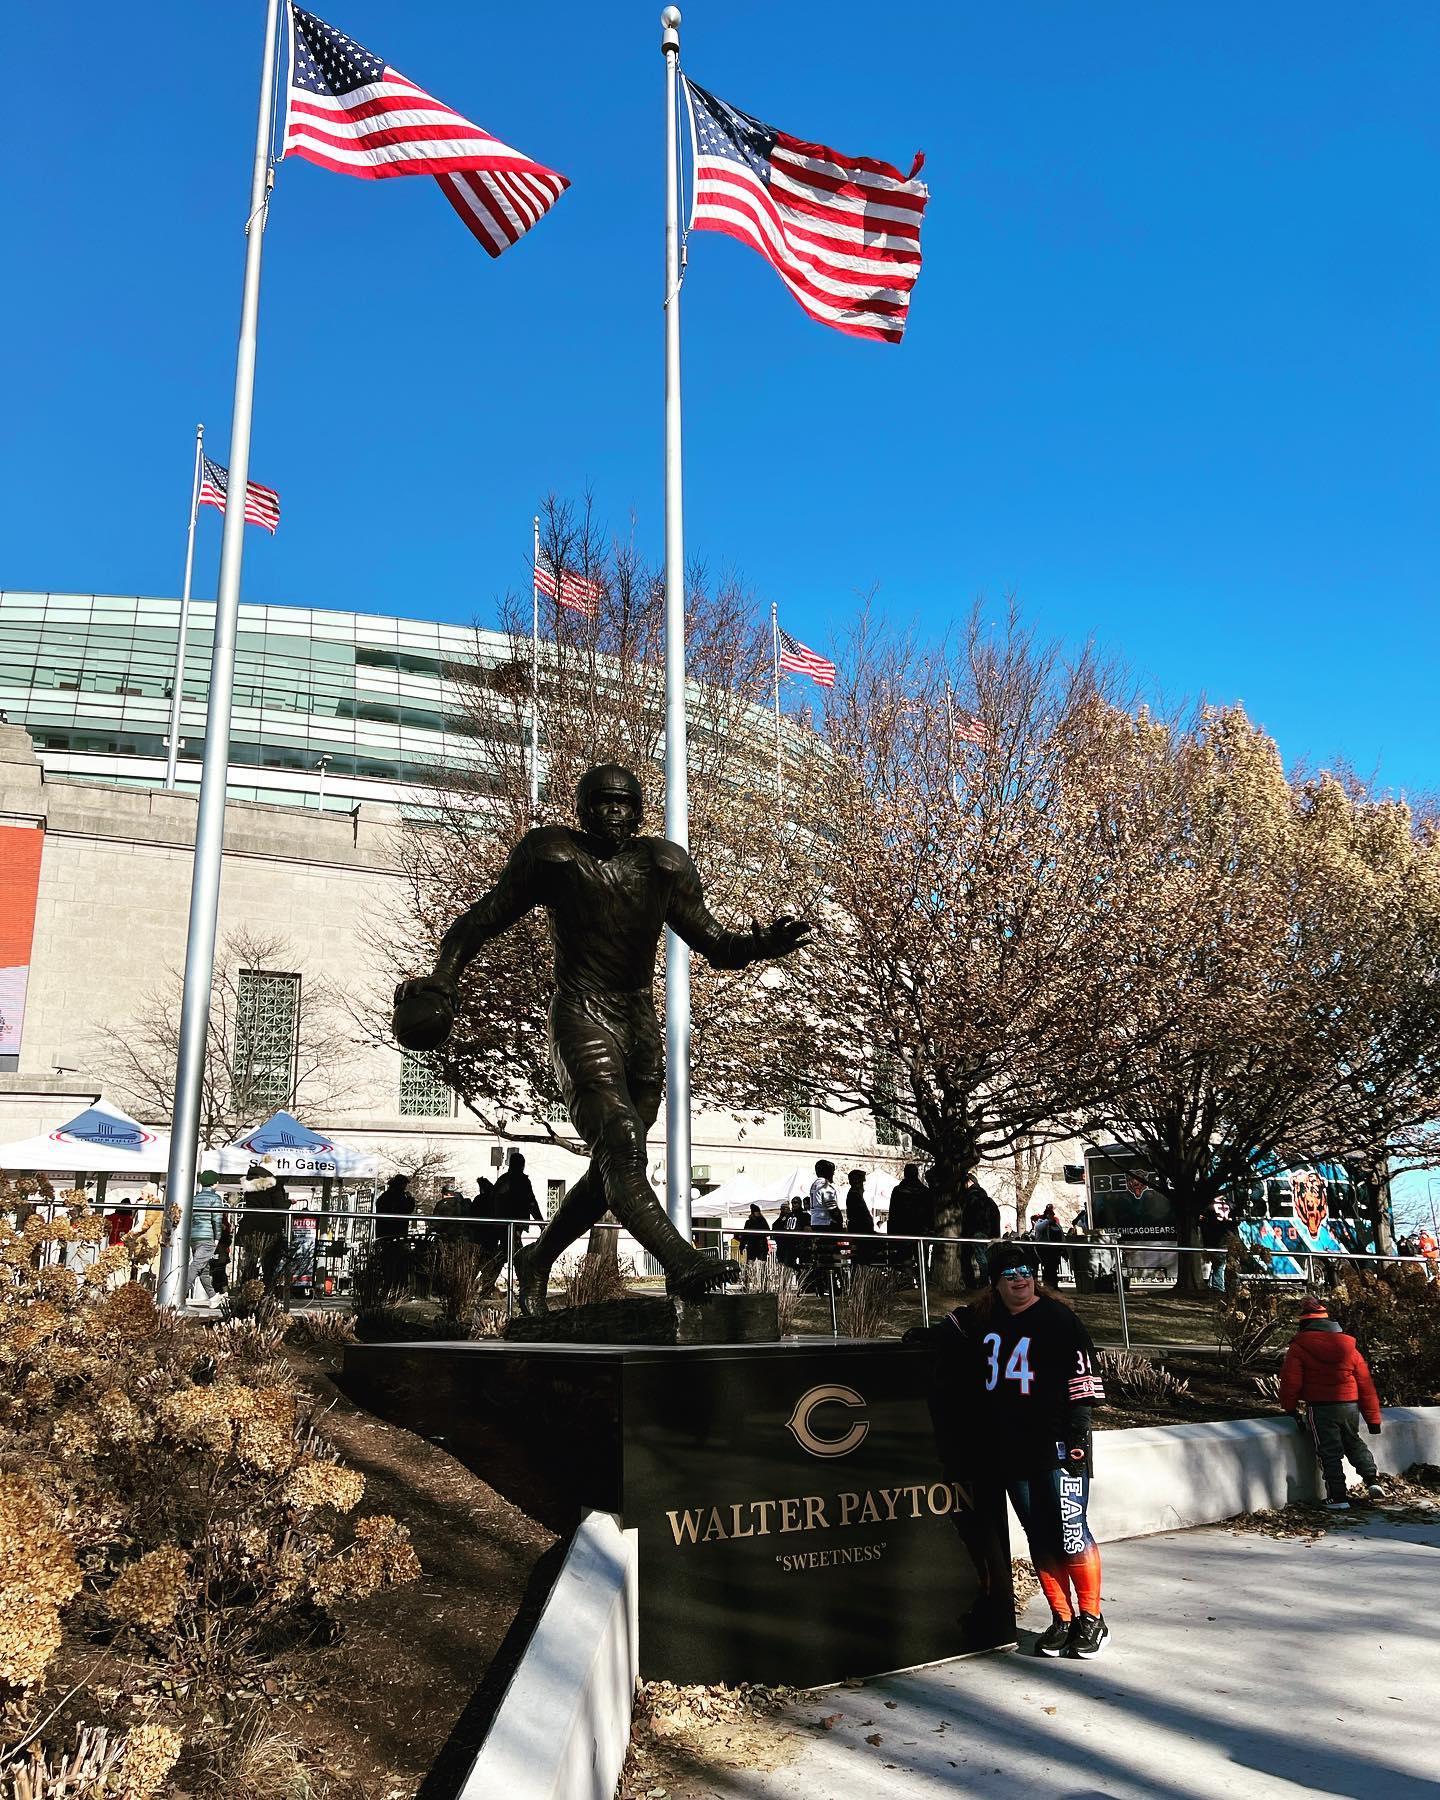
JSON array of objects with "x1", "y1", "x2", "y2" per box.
[
  {"x1": 745, "y1": 604, "x2": 1151, "y2": 1285},
  {"x1": 363, "y1": 494, "x2": 806, "y2": 1145},
  {"x1": 94, "y1": 930, "x2": 359, "y2": 1145},
  {"x1": 373, "y1": 1139, "x2": 454, "y2": 1212}
]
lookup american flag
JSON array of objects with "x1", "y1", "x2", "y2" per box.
[
  {"x1": 951, "y1": 707, "x2": 994, "y2": 749},
  {"x1": 283, "y1": 7, "x2": 568, "y2": 258},
  {"x1": 682, "y1": 78, "x2": 929, "y2": 345},
  {"x1": 778, "y1": 627, "x2": 836, "y2": 688},
  {"x1": 535, "y1": 559, "x2": 603, "y2": 617},
  {"x1": 198, "y1": 458, "x2": 281, "y2": 534}
]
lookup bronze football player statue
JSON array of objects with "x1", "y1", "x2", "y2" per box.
[{"x1": 393, "y1": 764, "x2": 812, "y2": 1314}]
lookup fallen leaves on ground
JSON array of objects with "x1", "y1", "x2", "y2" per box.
[
  {"x1": 616, "y1": 1680, "x2": 808, "y2": 1800},
  {"x1": 1225, "y1": 1468, "x2": 1440, "y2": 1541}
]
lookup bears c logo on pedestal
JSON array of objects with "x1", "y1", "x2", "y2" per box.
[{"x1": 784, "y1": 1384, "x2": 870, "y2": 1458}]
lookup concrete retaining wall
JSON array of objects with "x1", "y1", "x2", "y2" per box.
[
  {"x1": 1062, "y1": 1405, "x2": 1440, "y2": 1544},
  {"x1": 460, "y1": 1510, "x2": 638, "y2": 1800}
]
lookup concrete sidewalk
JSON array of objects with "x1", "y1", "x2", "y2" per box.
[{"x1": 704, "y1": 1512, "x2": 1440, "y2": 1800}]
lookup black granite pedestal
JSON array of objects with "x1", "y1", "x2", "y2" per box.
[{"x1": 342, "y1": 1338, "x2": 1015, "y2": 1687}]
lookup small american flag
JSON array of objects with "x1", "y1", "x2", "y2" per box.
[
  {"x1": 951, "y1": 707, "x2": 994, "y2": 749},
  {"x1": 284, "y1": 7, "x2": 568, "y2": 258},
  {"x1": 778, "y1": 627, "x2": 836, "y2": 688},
  {"x1": 198, "y1": 458, "x2": 281, "y2": 534},
  {"x1": 535, "y1": 559, "x2": 603, "y2": 617},
  {"x1": 683, "y1": 78, "x2": 929, "y2": 345}
]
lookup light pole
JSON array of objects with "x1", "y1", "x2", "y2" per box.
[{"x1": 315, "y1": 753, "x2": 332, "y2": 811}]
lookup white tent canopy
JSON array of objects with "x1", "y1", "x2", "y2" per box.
[
  {"x1": 701, "y1": 1165, "x2": 900, "y2": 1226},
  {"x1": 0, "y1": 1097, "x2": 171, "y2": 1175},
  {"x1": 212, "y1": 1110, "x2": 378, "y2": 1182}
]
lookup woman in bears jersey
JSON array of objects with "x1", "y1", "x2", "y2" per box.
[{"x1": 929, "y1": 1241, "x2": 1109, "y2": 1657}]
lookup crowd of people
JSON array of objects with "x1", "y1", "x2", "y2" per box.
[
  {"x1": 733, "y1": 1161, "x2": 1085, "y2": 1291},
  {"x1": 172, "y1": 1150, "x2": 547, "y2": 1305}
]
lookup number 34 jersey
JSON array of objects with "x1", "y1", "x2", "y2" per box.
[{"x1": 943, "y1": 1295, "x2": 1106, "y2": 1473}]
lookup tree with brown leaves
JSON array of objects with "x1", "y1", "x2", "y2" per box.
[
  {"x1": 1080, "y1": 710, "x2": 1440, "y2": 1279},
  {"x1": 745, "y1": 606, "x2": 1148, "y2": 1285}
]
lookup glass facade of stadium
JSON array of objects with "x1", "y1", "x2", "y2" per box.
[{"x1": 0, "y1": 591, "x2": 504, "y2": 813}]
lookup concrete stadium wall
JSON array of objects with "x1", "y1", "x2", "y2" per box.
[
  {"x1": 1063, "y1": 1405, "x2": 1440, "y2": 1544},
  {"x1": 461, "y1": 1510, "x2": 638, "y2": 1800}
]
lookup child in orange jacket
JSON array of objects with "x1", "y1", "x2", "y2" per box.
[{"x1": 1278, "y1": 1294, "x2": 1384, "y2": 1509}]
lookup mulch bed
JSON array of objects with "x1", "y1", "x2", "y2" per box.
[
  {"x1": 266, "y1": 1346, "x2": 558, "y2": 1798},
  {"x1": 1094, "y1": 1353, "x2": 1283, "y2": 1431}
]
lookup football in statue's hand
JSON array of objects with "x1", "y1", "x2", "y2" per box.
[{"x1": 392, "y1": 977, "x2": 456, "y2": 1053}]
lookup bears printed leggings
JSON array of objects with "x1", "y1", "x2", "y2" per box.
[{"x1": 1008, "y1": 1465, "x2": 1102, "y2": 1621}]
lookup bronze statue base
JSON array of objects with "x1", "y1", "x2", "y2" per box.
[{"x1": 502, "y1": 1291, "x2": 779, "y2": 1346}]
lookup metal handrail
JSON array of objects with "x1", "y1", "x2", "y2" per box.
[{"x1": 8, "y1": 1194, "x2": 1433, "y2": 1347}]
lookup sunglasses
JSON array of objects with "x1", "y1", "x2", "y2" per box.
[{"x1": 996, "y1": 1265, "x2": 1035, "y2": 1281}]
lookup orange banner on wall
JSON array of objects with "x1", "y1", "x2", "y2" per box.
[{"x1": 0, "y1": 824, "x2": 43, "y2": 1058}]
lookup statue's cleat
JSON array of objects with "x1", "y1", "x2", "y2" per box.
[
  {"x1": 667, "y1": 1256, "x2": 741, "y2": 1299},
  {"x1": 511, "y1": 1245, "x2": 550, "y2": 1316}
]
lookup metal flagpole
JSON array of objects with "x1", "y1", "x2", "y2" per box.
[
  {"x1": 771, "y1": 602, "x2": 783, "y2": 803},
  {"x1": 661, "y1": 5, "x2": 691, "y2": 1241},
  {"x1": 164, "y1": 424, "x2": 205, "y2": 791},
  {"x1": 530, "y1": 514, "x2": 541, "y2": 814},
  {"x1": 158, "y1": 0, "x2": 283, "y2": 1307}
]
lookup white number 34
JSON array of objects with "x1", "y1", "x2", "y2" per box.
[{"x1": 983, "y1": 1333, "x2": 1035, "y2": 1394}]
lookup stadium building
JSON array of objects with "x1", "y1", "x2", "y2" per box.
[
  {"x1": 0, "y1": 590, "x2": 489, "y2": 813},
  {"x1": 2, "y1": 591, "x2": 1021, "y2": 1242}
]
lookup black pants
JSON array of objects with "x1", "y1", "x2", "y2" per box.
[{"x1": 1308, "y1": 1401, "x2": 1377, "y2": 1499}]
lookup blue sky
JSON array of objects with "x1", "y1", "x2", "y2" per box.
[{"x1": 3, "y1": 2, "x2": 1436, "y2": 794}]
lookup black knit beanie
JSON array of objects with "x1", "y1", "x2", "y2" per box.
[{"x1": 989, "y1": 1241, "x2": 1040, "y2": 1287}]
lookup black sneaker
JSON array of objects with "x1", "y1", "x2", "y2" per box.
[
  {"x1": 1034, "y1": 1615, "x2": 1072, "y2": 1657},
  {"x1": 1066, "y1": 1612, "x2": 1109, "y2": 1658}
]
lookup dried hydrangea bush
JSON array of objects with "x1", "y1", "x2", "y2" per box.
[{"x1": 0, "y1": 1181, "x2": 420, "y2": 1786}]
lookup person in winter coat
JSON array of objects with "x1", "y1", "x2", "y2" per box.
[
  {"x1": 773, "y1": 1197, "x2": 807, "y2": 1272},
  {"x1": 908, "y1": 1242, "x2": 1110, "y2": 1659},
  {"x1": 1278, "y1": 1295, "x2": 1384, "y2": 1508},
  {"x1": 808, "y1": 1161, "x2": 839, "y2": 1228},
  {"x1": 959, "y1": 1177, "x2": 1001, "y2": 1289},
  {"x1": 740, "y1": 1202, "x2": 771, "y2": 1262},
  {"x1": 845, "y1": 1170, "x2": 879, "y2": 1264},
  {"x1": 887, "y1": 1164, "x2": 933, "y2": 1240},
  {"x1": 1032, "y1": 1204, "x2": 1065, "y2": 1289},
  {"x1": 1197, "y1": 1200, "x2": 1234, "y2": 1291}
]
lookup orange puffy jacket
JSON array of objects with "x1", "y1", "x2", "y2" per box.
[{"x1": 1278, "y1": 1319, "x2": 1381, "y2": 1427}]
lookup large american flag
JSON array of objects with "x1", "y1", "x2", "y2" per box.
[
  {"x1": 778, "y1": 627, "x2": 836, "y2": 688},
  {"x1": 683, "y1": 78, "x2": 929, "y2": 345},
  {"x1": 283, "y1": 6, "x2": 568, "y2": 258},
  {"x1": 535, "y1": 559, "x2": 603, "y2": 617},
  {"x1": 198, "y1": 458, "x2": 281, "y2": 534}
]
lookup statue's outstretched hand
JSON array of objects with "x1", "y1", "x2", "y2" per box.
[
  {"x1": 752, "y1": 914, "x2": 814, "y2": 961},
  {"x1": 393, "y1": 973, "x2": 459, "y2": 1053}
]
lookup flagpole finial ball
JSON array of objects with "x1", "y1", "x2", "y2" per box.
[{"x1": 662, "y1": 7, "x2": 681, "y2": 28}]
